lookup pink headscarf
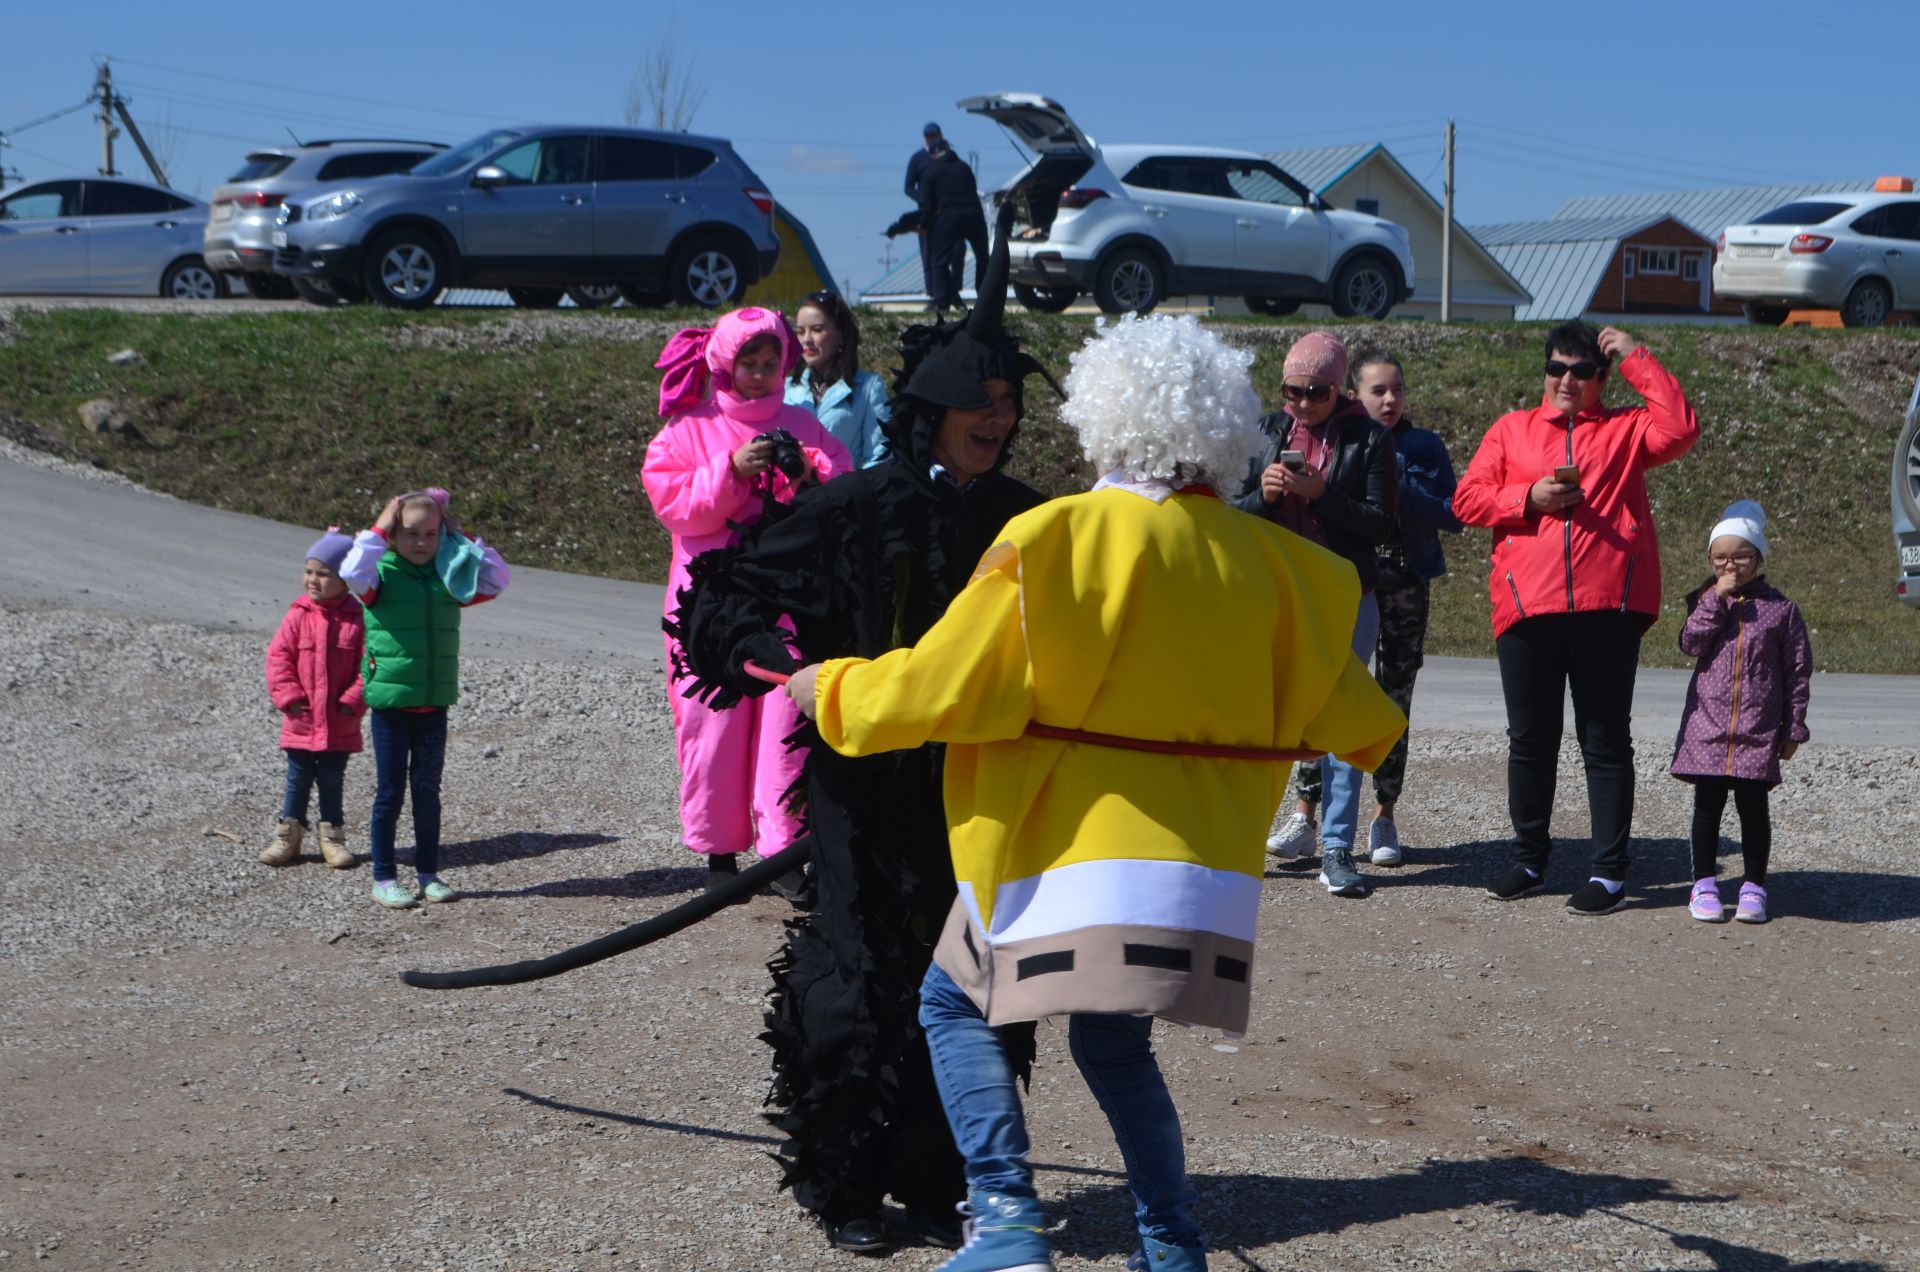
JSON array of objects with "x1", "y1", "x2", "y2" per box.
[{"x1": 654, "y1": 307, "x2": 801, "y2": 419}]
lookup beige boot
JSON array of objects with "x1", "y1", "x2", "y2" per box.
[
  {"x1": 316, "y1": 821, "x2": 355, "y2": 869},
  {"x1": 260, "y1": 818, "x2": 303, "y2": 866}
]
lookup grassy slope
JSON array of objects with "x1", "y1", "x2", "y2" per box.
[{"x1": 1, "y1": 305, "x2": 1916, "y2": 673}]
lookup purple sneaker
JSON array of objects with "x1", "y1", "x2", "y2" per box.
[
  {"x1": 1688, "y1": 878, "x2": 1725, "y2": 923},
  {"x1": 1734, "y1": 882, "x2": 1769, "y2": 924}
]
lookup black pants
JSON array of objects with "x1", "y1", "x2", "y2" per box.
[
  {"x1": 1371, "y1": 560, "x2": 1430, "y2": 807},
  {"x1": 1494, "y1": 611, "x2": 1642, "y2": 880},
  {"x1": 1689, "y1": 777, "x2": 1772, "y2": 885},
  {"x1": 928, "y1": 210, "x2": 988, "y2": 311}
]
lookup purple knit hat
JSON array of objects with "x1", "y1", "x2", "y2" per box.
[
  {"x1": 305, "y1": 527, "x2": 354, "y2": 571},
  {"x1": 1282, "y1": 330, "x2": 1349, "y2": 385}
]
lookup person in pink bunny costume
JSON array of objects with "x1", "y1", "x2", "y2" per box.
[{"x1": 643, "y1": 307, "x2": 853, "y2": 893}]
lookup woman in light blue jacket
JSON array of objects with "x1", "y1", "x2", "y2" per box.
[{"x1": 785, "y1": 291, "x2": 891, "y2": 468}]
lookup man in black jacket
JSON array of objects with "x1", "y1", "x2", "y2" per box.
[
  {"x1": 918, "y1": 138, "x2": 990, "y2": 313},
  {"x1": 904, "y1": 122, "x2": 942, "y2": 302},
  {"x1": 1235, "y1": 330, "x2": 1397, "y2": 896}
]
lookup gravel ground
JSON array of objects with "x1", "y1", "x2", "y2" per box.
[{"x1": 2, "y1": 596, "x2": 1918, "y2": 1271}]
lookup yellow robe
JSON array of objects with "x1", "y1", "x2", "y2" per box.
[{"x1": 815, "y1": 485, "x2": 1406, "y2": 1031}]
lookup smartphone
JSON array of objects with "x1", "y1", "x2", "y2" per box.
[
  {"x1": 1280, "y1": 449, "x2": 1307, "y2": 472},
  {"x1": 1553, "y1": 464, "x2": 1581, "y2": 485}
]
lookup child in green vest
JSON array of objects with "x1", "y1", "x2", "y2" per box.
[{"x1": 339, "y1": 488, "x2": 511, "y2": 910}]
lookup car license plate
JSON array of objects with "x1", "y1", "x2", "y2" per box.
[
  {"x1": 211, "y1": 203, "x2": 231, "y2": 222},
  {"x1": 1733, "y1": 244, "x2": 1776, "y2": 258},
  {"x1": 271, "y1": 230, "x2": 287, "y2": 247},
  {"x1": 1903, "y1": 544, "x2": 1920, "y2": 568}
]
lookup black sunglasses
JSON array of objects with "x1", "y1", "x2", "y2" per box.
[
  {"x1": 1545, "y1": 359, "x2": 1601, "y2": 381},
  {"x1": 1281, "y1": 382, "x2": 1336, "y2": 403}
]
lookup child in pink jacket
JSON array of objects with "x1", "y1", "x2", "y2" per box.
[
  {"x1": 643, "y1": 307, "x2": 852, "y2": 892},
  {"x1": 262, "y1": 529, "x2": 366, "y2": 869}
]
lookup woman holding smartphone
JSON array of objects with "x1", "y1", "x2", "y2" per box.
[
  {"x1": 1452, "y1": 321, "x2": 1700, "y2": 915},
  {"x1": 1236, "y1": 330, "x2": 1397, "y2": 898}
]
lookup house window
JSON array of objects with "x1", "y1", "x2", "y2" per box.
[
  {"x1": 1635, "y1": 247, "x2": 1679, "y2": 275},
  {"x1": 1355, "y1": 198, "x2": 1380, "y2": 216},
  {"x1": 1682, "y1": 255, "x2": 1701, "y2": 281},
  {"x1": 1623, "y1": 253, "x2": 1635, "y2": 278}
]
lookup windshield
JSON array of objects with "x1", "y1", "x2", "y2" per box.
[
  {"x1": 410, "y1": 129, "x2": 523, "y2": 177},
  {"x1": 1750, "y1": 201, "x2": 1852, "y2": 226}
]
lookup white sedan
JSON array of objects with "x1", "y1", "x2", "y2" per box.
[{"x1": 1714, "y1": 178, "x2": 1920, "y2": 327}]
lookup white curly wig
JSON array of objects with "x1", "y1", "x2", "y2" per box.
[{"x1": 1060, "y1": 313, "x2": 1264, "y2": 487}]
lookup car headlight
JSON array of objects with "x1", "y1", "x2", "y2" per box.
[
  {"x1": 1385, "y1": 221, "x2": 1411, "y2": 243},
  {"x1": 307, "y1": 191, "x2": 363, "y2": 223}
]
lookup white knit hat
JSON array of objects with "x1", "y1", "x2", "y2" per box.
[{"x1": 1709, "y1": 499, "x2": 1768, "y2": 559}]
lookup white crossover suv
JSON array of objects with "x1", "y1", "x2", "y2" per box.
[{"x1": 960, "y1": 92, "x2": 1414, "y2": 317}]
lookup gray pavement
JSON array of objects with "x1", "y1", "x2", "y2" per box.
[{"x1": 3, "y1": 453, "x2": 1912, "y2": 744}]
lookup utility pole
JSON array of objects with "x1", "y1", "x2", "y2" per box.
[
  {"x1": 1440, "y1": 118, "x2": 1455, "y2": 324},
  {"x1": 96, "y1": 60, "x2": 120, "y2": 177}
]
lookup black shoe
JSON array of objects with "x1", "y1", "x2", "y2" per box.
[
  {"x1": 822, "y1": 1214, "x2": 891, "y2": 1255},
  {"x1": 702, "y1": 853, "x2": 742, "y2": 898},
  {"x1": 903, "y1": 1206, "x2": 964, "y2": 1249},
  {"x1": 1566, "y1": 879, "x2": 1627, "y2": 915},
  {"x1": 1487, "y1": 866, "x2": 1543, "y2": 900}
]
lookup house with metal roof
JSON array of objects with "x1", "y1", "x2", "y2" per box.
[
  {"x1": 859, "y1": 141, "x2": 1532, "y2": 318},
  {"x1": 1552, "y1": 181, "x2": 1869, "y2": 242},
  {"x1": 1264, "y1": 142, "x2": 1530, "y2": 321},
  {"x1": 1472, "y1": 214, "x2": 1726, "y2": 322}
]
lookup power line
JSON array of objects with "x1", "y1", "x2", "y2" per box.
[
  {"x1": 97, "y1": 52, "x2": 503, "y2": 124},
  {"x1": 1470, "y1": 136, "x2": 1772, "y2": 190},
  {"x1": 119, "y1": 81, "x2": 463, "y2": 144},
  {"x1": 1458, "y1": 117, "x2": 1812, "y2": 187},
  {"x1": 3, "y1": 98, "x2": 96, "y2": 138}
]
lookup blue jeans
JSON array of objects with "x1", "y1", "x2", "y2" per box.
[
  {"x1": 280, "y1": 748, "x2": 348, "y2": 826},
  {"x1": 368, "y1": 708, "x2": 448, "y2": 882},
  {"x1": 1318, "y1": 590, "x2": 1380, "y2": 850},
  {"x1": 917, "y1": 961, "x2": 1201, "y2": 1248}
]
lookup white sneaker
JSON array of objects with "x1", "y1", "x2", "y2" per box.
[
  {"x1": 1267, "y1": 812, "x2": 1316, "y2": 859},
  {"x1": 1368, "y1": 818, "x2": 1404, "y2": 867}
]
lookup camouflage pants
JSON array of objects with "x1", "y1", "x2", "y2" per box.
[{"x1": 1296, "y1": 561, "x2": 1428, "y2": 807}]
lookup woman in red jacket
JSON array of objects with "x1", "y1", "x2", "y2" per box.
[{"x1": 1452, "y1": 321, "x2": 1698, "y2": 914}]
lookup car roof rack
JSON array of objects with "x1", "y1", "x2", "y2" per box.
[{"x1": 300, "y1": 138, "x2": 448, "y2": 149}]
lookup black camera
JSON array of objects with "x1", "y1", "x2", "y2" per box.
[{"x1": 754, "y1": 429, "x2": 808, "y2": 481}]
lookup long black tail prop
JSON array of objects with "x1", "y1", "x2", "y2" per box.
[{"x1": 399, "y1": 837, "x2": 814, "y2": 990}]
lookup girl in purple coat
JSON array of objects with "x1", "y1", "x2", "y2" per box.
[{"x1": 1671, "y1": 501, "x2": 1812, "y2": 924}]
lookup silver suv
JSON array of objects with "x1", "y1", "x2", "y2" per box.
[
  {"x1": 962, "y1": 93, "x2": 1414, "y2": 317},
  {"x1": 204, "y1": 140, "x2": 443, "y2": 299},
  {"x1": 270, "y1": 125, "x2": 779, "y2": 309}
]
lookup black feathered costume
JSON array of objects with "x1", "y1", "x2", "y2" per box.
[{"x1": 667, "y1": 209, "x2": 1057, "y2": 1230}]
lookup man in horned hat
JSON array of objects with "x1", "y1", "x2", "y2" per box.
[{"x1": 669, "y1": 204, "x2": 1061, "y2": 1257}]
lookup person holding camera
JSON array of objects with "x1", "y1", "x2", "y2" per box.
[
  {"x1": 1237, "y1": 331, "x2": 1397, "y2": 898},
  {"x1": 644, "y1": 307, "x2": 853, "y2": 893},
  {"x1": 1452, "y1": 321, "x2": 1698, "y2": 915}
]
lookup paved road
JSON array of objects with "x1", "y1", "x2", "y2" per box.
[{"x1": 2, "y1": 453, "x2": 1913, "y2": 744}]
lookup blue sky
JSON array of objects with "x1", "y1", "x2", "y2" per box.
[{"x1": 5, "y1": 0, "x2": 1915, "y2": 296}]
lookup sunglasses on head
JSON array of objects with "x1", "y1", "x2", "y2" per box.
[
  {"x1": 1281, "y1": 382, "x2": 1336, "y2": 404},
  {"x1": 1545, "y1": 359, "x2": 1601, "y2": 381}
]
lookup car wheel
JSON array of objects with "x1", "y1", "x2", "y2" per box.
[
  {"x1": 618, "y1": 284, "x2": 668, "y2": 308},
  {"x1": 1329, "y1": 255, "x2": 1396, "y2": 318},
  {"x1": 1092, "y1": 248, "x2": 1163, "y2": 315},
  {"x1": 566, "y1": 283, "x2": 621, "y2": 309},
  {"x1": 668, "y1": 239, "x2": 746, "y2": 307},
  {"x1": 1013, "y1": 283, "x2": 1078, "y2": 314},
  {"x1": 507, "y1": 287, "x2": 564, "y2": 309},
  {"x1": 1898, "y1": 407, "x2": 1920, "y2": 528},
  {"x1": 362, "y1": 230, "x2": 449, "y2": 309},
  {"x1": 1741, "y1": 302, "x2": 1789, "y2": 327},
  {"x1": 1841, "y1": 278, "x2": 1891, "y2": 328},
  {"x1": 1245, "y1": 296, "x2": 1302, "y2": 317},
  {"x1": 242, "y1": 272, "x2": 298, "y2": 301},
  {"x1": 160, "y1": 257, "x2": 227, "y2": 301}
]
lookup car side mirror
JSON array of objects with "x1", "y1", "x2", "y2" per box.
[{"x1": 472, "y1": 166, "x2": 508, "y2": 189}]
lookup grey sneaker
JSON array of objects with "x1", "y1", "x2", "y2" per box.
[
  {"x1": 1318, "y1": 845, "x2": 1369, "y2": 896},
  {"x1": 1368, "y1": 818, "x2": 1403, "y2": 867},
  {"x1": 1267, "y1": 812, "x2": 1316, "y2": 859}
]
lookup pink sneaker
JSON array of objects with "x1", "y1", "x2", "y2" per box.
[
  {"x1": 1688, "y1": 878, "x2": 1725, "y2": 923},
  {"x1": 1734, "y1": 882, "x2": 1768, "y2": 924}
]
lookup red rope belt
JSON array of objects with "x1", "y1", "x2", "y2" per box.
[{"x1": 746, "y1": 664, "x2": 1322, "y2": 764}]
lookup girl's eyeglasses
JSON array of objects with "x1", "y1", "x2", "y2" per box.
[
  {"x1": 1281, "y1": 383, "x2": 1335, "y2": 404},
  {"x1": 1710, "y1": 553, "x2": 1758, "y2": 568}
]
